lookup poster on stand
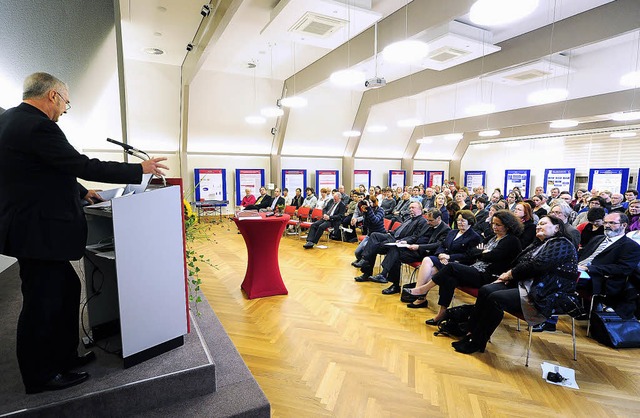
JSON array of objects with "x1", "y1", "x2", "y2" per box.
[
  {"x1": 427, "y1": 171, "x2": 444, "y2": 188},
  {"x1": 389, "y1": 170, "x2": 406, "y2": 188},
  {"x1": 504, "y1": 169, "x2": 531, "y2": 198},
  {"x1": 235, "y1": 169, "x2": 264, "y2": 205},
  {"x1": 194, "y1": 168, "x2": 226, "y2": 201},
  {"x1": 282, "y1": 169, "x2": 307, "y2": 194},
  {"x1": 543, "y1": 168, "x2": 575, "y2": 196},
  {"x1": 354, "y1": 170, "x2": 371, "y2": 190},
  {"x1": 588, "y1": 168, "x2": 629, "y2": 194},
  {"x1": 412, "y1": 170, "x2": 427, "y2": 187},
  {"x1": 316, "y1": 170, "x2": 339, "y2": 191},
  {"x1": 464, "y1": 171, "x2": 486, "y2": 190}
]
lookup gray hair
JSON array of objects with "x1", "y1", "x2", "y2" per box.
[
  {"x1": 549, "y1": 201, "x2": 573, "y2": 220},
  {"x1": 23, "y1": 72, "x2": 67, "y2": 100}
]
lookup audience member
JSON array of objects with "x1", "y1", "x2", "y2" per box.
[
  {"x1": 514, "y1": 202, "x2": 536, "y2": 248},
  {"x1": 548, "y1": 201, "x2": 580, "y2": 249},
  {"x1": 282, "y1": 188, "x2": 292, "y2": 206},
  {"x1": 303, "y1": 192, "x2": 347, "y2": 249},
  {"x1": 506, "y1": 192, "x2": 518, "y2": 211},
  {"x1": 579, "y1": 207, "x2": 605, "y2": 248},
  {"x1": 338, "y1": 185, "x2": 350, "y2": 204},
  {"x1": 387, "y1": 191, "x2": 411, "y2": 224},
  {"x1": 573, "y1": 196, "x2": 606, "y2": 225},
  {"x1": 243, "y1": 186, "x2": 272, "y2": 210},
  {"x1": 422, "y1": 187, "x2": 436, "y2": 210},
  {"x1": 316, "y1": 188, "x2": 331, "y2": 210},
  {"x1": 473, "y1": 201, "x2": 505, "y2": 239},
  {"x1": 446, "y1": 201, "x2": 461, "y2": 228},
  {"x1": 291, "y1": 188, "x2": 304, "y2": 209},
  {"x1": 380, "y1": 188, "x2": 396, "y2": 216},
  {"x1": 548, "y1": 187, "x2": 560, "y2": 203},
  {"x1": 473, "y1": 197, "x2": 489, "y2": 224},
  {"x1": 626, "y1": 199, "x2": 640, "y2": 232},
  {"x1": 263, "y1": 187, "x2": 285, "y2": 212},
  {"x1": 239, "y1": 188, "x2": 256, "y2": 209},
  {"x1": 434, "y1": 193, "x2": 449, "y2": 225},
  {"x1": 531, "y1": 194, "x2": 548, "y2": 218},
  {"x1": 301, "y1": 187, "x2": 318, "y2": 209},
  {"x1": 609, "y1": 193, "x2": 626, "y2": 213},
  {"x1": 625, "y1": 189, "x2": 639, "y2": 204}
]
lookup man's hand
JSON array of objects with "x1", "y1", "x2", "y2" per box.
[
  {"x1": 578, "y1": 265, "x2": 588, "y2": 272},
  {"x1": 408, "y1": 244, "x2": 419, "y2": 251},
  {"x1": 141, "y1": 157, "x2": 169, "y2": 177},
  {"x1": 83, "y1": 190, "x2": 104, "y2": 205},
  {"x1": 323, "y1": 214, "x2": 330, "y2": 220}
]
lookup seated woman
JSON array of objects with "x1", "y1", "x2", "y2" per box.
[
  {"x1": 301, "y1": 187, "x2": 318, "y2": 210},
  {"x1": 380, "y1": 187, "x2": 397, "y2": 217},
  {"x1": 579, "y1": 207, "x2": 605, "y2": 248},
  {"x1": 452, "y1": 216, "x2": 579, "y2": 354},
  {"x1": 473, "y1": 201, "x2": 505, "y2": 240},
  {"x1": 239, "y1": 188, "x2": 256, "y2": 210},
  {"x1": 404, "y1": 210, "x2": 483, "y2": 308},
  {"x1": 351, "y1": 197, "x2": 386, "y2": 263},
  {"x1": 434, "y1": 193, "x2": 449, "y2": 225},
  {"x1": 531, "y1": 194, "x2": 548, "y2": 218},
  {"x1": 514, "y1": 201, "x2": 536, "y2": 248},
  {"x1": 627, "y1": 199, "x2": 640, "y2": 232},
  {"x1": 316, "y1": 188, "x2": 331, "y2": 210},
  {"x1": 445, "y1": 201, "x2": 460, "y2": 228},
  {"x1": 409, "y1": 210, "x2": 523, "y2": 318}
]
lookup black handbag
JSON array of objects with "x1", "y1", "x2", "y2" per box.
[{"x1": 590, "y1": 311, "x2": 640, "y2": 348}]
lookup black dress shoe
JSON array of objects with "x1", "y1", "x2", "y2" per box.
[
  {"x1": 303, "y1": 242, "x2": 314, "y2": 249},
  {"x1": 354, "y1": 274, "x2": 371, "y2": 282},
  {"x1": 401, "y1": 288, "x2": 426, "y2": 303},
  {"x1": 370, "y1": 274, "x2": 388, "y2": 284},
  {"x1": 452, "y1": 338, "x2": 486, "y2": 354},
  {"x1": 65, "y1": 351, "x2": 96, "y2": 371},
  {"x1": 451, "y1": 334, "x2": 472, "y2": 350},
  {"x1": 532, "y1": 322, "x2": 556, "y2": 333},
  {"x1": 351, "y1": 259, "x2": 360, "y2": 267},
  {"x1": 352, "y1": 259, "x2": 367, "y2": 268},
  {"x1": 425, "y1": 317, "x2": 441, "y2": 326},
  {"x1": 407, "y1": 298, "x2": 429, "y2": 309},
  {"x1": 382, "y1": 284, "x2": 400, "y2": 295},
  {"x1": 26, "y1": 372, "x2": 89, "y2": 394}
]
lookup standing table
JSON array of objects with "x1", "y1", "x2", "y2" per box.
[{"x1": 233, "y1": 213, "x2": 289, "y2": 299}]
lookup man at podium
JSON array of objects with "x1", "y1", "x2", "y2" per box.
[{"x1": 0, "y1": 72, "x2": 168, "y2": 394}]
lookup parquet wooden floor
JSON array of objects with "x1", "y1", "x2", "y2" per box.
[{"x1": 196, "y1": 219, "x2": 640, "y2": 417}]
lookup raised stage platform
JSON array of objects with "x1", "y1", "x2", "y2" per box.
[{"x1": 0, "y1": 262, "x2": 269, "y2": 417}]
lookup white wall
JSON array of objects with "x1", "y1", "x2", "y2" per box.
[
  {"x1": 281, "y1": 156, "x2": 342, "y2": 190},
  {"x1": 354, "y1": 158, "x2": 402, "y2": 188}
]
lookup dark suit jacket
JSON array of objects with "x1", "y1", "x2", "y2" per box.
[
  {"x1": 323, "y1": 200, "x2": 346, "y2": 222},
  {"x1": 266, "y1": 196, "x2": 285, "y2": 211},
  {"x1": 392, "y1": 215, "x2": 427, "y2": 244},
  {"x1": 434, "y1": 228, "x2": 483, "y2": 265},
  {"x1": 415, "y1": 221, "x2": 450, "y2": 256},
  {"x1": 579, "y1": 235, "x2": 640, "y2": 294},
  {"x1": 0, "y1": 103, "x2": 142, "y2": 260},
  {"x1": 250, "y1": 193, "x2": 273, "y2": 209}
]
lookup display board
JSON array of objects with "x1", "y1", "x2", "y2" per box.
[
  {"x1": 194, "y1": 168, "x2": 226, "y2": 201},
  {"x1": 426, "y1": 171, "x2": 444, "y2": 188},
  {"x1": 354, "y1": 170, "x2": 371, "y2": 190},
  {"x1": 543, "y1": 168, "x2": 575, "y2": 195},
  {"x1": 412, "y1": 170, "x2": 427, "y2": 187},
  {"x1": 282, "y1": 169, "x2": 307, "y2": 194},
  {"x1": 235, "y1": 169, "x2": 264, "y2": 205},
  {"x1": 389, "y1": 170, "x2": 406, "y2": 188},
  {"x1": 588, "y1": 168, "x2": 630, "y2": 194},
  {"x1": 504, "y1": 169, "x2": 531, "y2": 198},
  {"x1": 316, "y1": 170, "x2": 339, "y2": 191},
  {"x1": 464, "y1": 171, "x2": 486, "y2": 190}
]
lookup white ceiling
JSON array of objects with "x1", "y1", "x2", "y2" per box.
[{"x1": 120, "y1": 0, "x2": 640, "y2": 158}]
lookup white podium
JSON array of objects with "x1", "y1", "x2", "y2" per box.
[{"x1": 84, "y1": 186, "x2": 188, "y2": 367}]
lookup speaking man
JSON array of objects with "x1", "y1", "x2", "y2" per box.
[{"x1": 0, "y1": 72, "x2": 168, "y2": 394}]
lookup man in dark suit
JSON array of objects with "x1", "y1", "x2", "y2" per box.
[
  {"x1": 303, "y1": 192, "x2": 346, "y2": 248},
  {"x1": 354, "y1": 201, "x2": 427, "y2": 282},
  {"x1": 263, "y1": 187, "x2": 285, "y2": 212},
  {"x1": 579, "y1": 212, "x2": 640, "y2": 313},
  {"x1": 244, "y1": 186, "x2": 272, "y2": 210},
  {"x1": 0, "y1": 72, "x2": 168, "y2": 394},
  {"x1": 374, "y1": 208, "x2": 450, "y2": 294}
]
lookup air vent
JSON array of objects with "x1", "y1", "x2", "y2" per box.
[
  {"x1": 428, "y1": 46, "x2": 470, "y2": 62},
  {"x1": 289, "y1": 12, "x2": 347, "y2": 38},
  {"x1": 505, "y1": 69, "x2": 551, "y2": 82}
]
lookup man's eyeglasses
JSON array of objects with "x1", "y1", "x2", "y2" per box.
[
  {"x1": 55, "y1": 91, "x2": 71, "y2": 111},
  {"x1": 603, "y1": 221, "x2": 621, "y2": 226}
]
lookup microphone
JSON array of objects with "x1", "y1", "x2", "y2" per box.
[{"x1": 106, "y1": 138, "x2": 150, "y2": 160}]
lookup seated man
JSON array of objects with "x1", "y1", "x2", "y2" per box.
[
  {"x1": 354, "y1": 202, "x2": 427, "y2": 282},
  {"x1": 578, "y1": 212, "x2": 640, "y2": 317},
  {"x1": 262, "y1": 187, "x2": 285, "y2": 212},
  {"x1": 374, "y1": 208, "x2": 450, "y2": 294},
  {"x1": 239, "y1": 188, "x2": 256, "y2": 210},
  {"x1": 341, "y1": 192, "x2": 364, "y2": 242},
  {"x1": 610, "y1": 193, "x2": 627, "y2": 213},
  {"x1": 303, "y1": 192, "x2": 346, "y2": 249},
  {"x1": 386, "y1": 191, "x2": 411, "y2": 224},
  {"x1": 243, "y1": 186, "x2": 272, "y2": 210}
]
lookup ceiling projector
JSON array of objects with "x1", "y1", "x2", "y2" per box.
[{"x1": 365, "y1": 77, "x2": 386, "y2": 89}]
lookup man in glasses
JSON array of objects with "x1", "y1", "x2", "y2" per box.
[
  {"x1": 578, "y1": 212, "x2": 640, "y2": 316},
  {"x1": 0, "y1": 72, "x2": 168, "y2": 394}
]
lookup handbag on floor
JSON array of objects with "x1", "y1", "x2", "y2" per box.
[
  {"x1": 589, "y1": 311, "x2": 640, "y2": 348},
  {"x1": 434, "y1": 304, "x2": 475, "y2": 338}
]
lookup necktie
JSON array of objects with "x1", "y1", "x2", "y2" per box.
[
  {"x1": 579, "y1": 237, "x2": 612, "y2": 267},
  {"x1": 328, "y1": 201, "x2": 338, "y2": 216},
  {"x1": 271, "y1": 197, "x2": 278, "y2": 210}
]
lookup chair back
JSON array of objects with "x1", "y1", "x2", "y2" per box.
[
  {"x1": 310, "y1": 208, "x2": 324, "y2": 221},
  {"x1": 390, "y1": 221, "x2": 401, "y2": 231},
  {"x1": 297, "y1": 206, "x2": 311, "y2": 220},
  {"x1": 284, "y1": 205, "x2": 296, "y2": 216},
  {"x1": 383, "y1": 218, "x2": 392, "y2": 232}
]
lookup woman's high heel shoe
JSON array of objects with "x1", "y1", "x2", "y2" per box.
[
  {"x1": 452, "y1": 337, "x2": 486, "y2": 354},
  {"x1": 407, "y1": 298, "x2": 429, "y2": 309},
  {"x1": 425, "y1": 317, "x2": 442, "y2": 326}
]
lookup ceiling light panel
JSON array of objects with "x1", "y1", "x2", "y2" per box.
[{"x1": 485, "y1": 58, "x2": 573, "y2": 86}]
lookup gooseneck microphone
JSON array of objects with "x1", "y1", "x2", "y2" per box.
[{"x1": 106, "y1": 138, "x2": 150, "y2": 160}]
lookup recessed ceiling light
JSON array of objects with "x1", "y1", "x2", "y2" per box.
[
  {"x1": 143, "y1": 47, "x2": 164, "y2": 55},
  {"x1": 156, "y1": 6, "x2": 167, "y2": 12},
  {"x1": 366, "y1": 125, "x2": 388, "y2": 133},
  {"x1": 444, "y1": 133, "x2": 463, "y2": 141},
  {"x1": 465, "y1": 102, "x2": 495, "y2": 116},
  {"x1": 610, "y1": 111, "x2": 640, "y2": 121},
  {"x1": 330, "y1": 69, "x2": 366, "y2": 87},
  {"x1": 610, "y1": 131, "x2": 637, "y2": 138},
  {"x1": 470, "y1": 0, "x2": 539, "y2": 26},
  {"x1": 416, "y1": 137, "x2": 433, "y2": 144},
  {"x1": 153, "y1": 32, "x2": 162, "y2": 37},
  {"x1": 397, "y1": 118, "x2": 421, "y2": 128},
  {"x1": 479, "y1": 130, "x2": 500, "y2": 137},
  {"x1": 549, "y1": 119, "x2": 578, "y2": 128},
  {"x1": 382, "y1": 40, "x2": 429, "y2": 64},
  {"x1": 260, "y1": 107, "x2": 284, "y2": 117},
  {"x1": 280, "y1": 96, "x2": 308, "y2": 108},
  {"x1": 244, "y1": 115, "x2": 266, "y2": 124},
  {"x1": 343, "y1": 130, "x2": 361, "y2": 137},
  {"x1": 527, "y1": 88, "x2": 569, "y2": 105},
  {"x1": 620, "y1": 71, "x2": 640, "y2": 88}
]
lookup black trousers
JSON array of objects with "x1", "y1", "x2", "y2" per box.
[
  {"x1": 307, "y1": 219, "x2": 336, "y2": 244},
  {"x1": 17, "y1": 258, "x2": 81, "y2": 388},
  {"x1": 431, "y1": 263, "x2": 492, "y2": 307},
  {"x1": 360, "y1": 232, "x2": 394, "y2": 275},
  {"x1": 381, "y1": 247, "x2": 424, "y2": 286},
  {"x1": 468, "y1": 282, "x2": 522, "y2": 344}
]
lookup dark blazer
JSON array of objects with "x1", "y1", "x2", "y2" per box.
[
  {"x1": 246, "y1": 193, "x2": 273, "y2": 210},
  {"x1": 473, "y1": 234, "x2": 523, "y2": 276},
  {"x1": 415, "y1": 221, "x2": 450, "y2": 256},
  {"x1": 434, "y1": 228, "x2": 483, "y2": 265},
  {"x1": 266, "y1": 196, "x2": 285, "y2": 211},
  {"x1": 323, "y1": 200, "x2": 346, "y2": 222},
  {"x1": 291, "y1": 194, "x2": 304, "y2": 208},
  {"x1": 392, "y1": 215, "x2": 427, "y2": 244},
  {"x1": 519, "y1": 219, "x2": 537, "y2": 248},
  {"x1": 578, "y1": 235, "x2": 640, "y2": 295},
  {"x1": 0, "y1": 103, "x2": 142, "y2": 260}
]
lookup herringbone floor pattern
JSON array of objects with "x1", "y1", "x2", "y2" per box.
[{"x1": 196, "y1": 219, "x2": 640, "y2": 417}]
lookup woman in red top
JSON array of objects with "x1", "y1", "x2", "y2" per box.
[{"x1": 240, "y1": 188, "x2": 256, "y2": 209}]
